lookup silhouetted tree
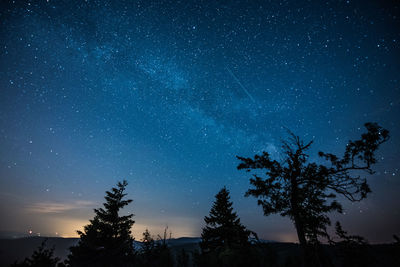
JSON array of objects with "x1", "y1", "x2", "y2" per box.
[
  {"x1": 199, "y1": 203, "x2": 279, "y2": 267},
  {"x1": 11, "y1": 239, "x2": 60, "y2": 267},
  {"x1": 157, "y1": 226, "x2": 172, "y2": 248},
  {"x1": 330, "y1": 222, "x2": 373, "y2": 267},
  {"x1": 393, "y1": 234, "x2": 400, "y2": 245},
  {"x1": 391, "y1": 234, "x2": 400, "y2": 266},
  {"x1": 332, "y1": 222, "x2": 367, "y2": 245},
  {"x1": 141, "y1": 229, "x2": 155, "y2": 255},
  {"x1": 176, "y1": 249, "x2": 189, "y2": 267},
  {"x1": 136, "y1": 228, "x2": 173, "y2": 267},
  {"x1": 200, "y1": 187, "x2": 254, "y2": 253},
  {"x1": 138, "y1": 229, "x2": 155, "y2": 266},
  {"x1": 67, "y1": 180, "x2": 135, "y2": 267},
  {"x1": 237, "y1": 123, "x2": 389, "y2": 247}
]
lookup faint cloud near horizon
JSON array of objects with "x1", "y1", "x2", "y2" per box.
[{"x1": 25, "y1": 200, "x2": 95, "y2": 214}]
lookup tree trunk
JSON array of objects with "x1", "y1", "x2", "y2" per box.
[
  {"x1": 290, "y1": 159, "x2": 307, "y2": 247},
  {"x1": 293, "y1": 213, "x2": 307, "y2": 246}
]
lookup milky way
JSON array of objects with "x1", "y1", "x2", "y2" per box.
[{"x1": 0, "y1": 0, "x2": 399, "y2": 242}]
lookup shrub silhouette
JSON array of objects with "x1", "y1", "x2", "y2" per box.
[
  {"x1": 176, "y1": 249, "x2": 189, "y2": 267},
  {"x1": 329, "y1": 222, "x2": 374, "y2": 267},
  {"x1": 11, "y1": 239, "x2": 60, "y2": 267},
  {"x1": 136, "y1": 228, "x2": 173, "y2": 267},
  {"x1": 66, "y1": 180, "x2": 135, "y2": 267}
]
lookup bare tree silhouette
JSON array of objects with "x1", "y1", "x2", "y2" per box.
[{"x1": 237, "y1": 123, "x2": 389, "y2": 247}]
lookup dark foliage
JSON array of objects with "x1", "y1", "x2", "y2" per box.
[
  {"x1": 196, "y1": 187, "x2": 274, "y2": 267},
  {"x1": 176, "y1": 249, "x2": 189, "y2": 267},
  {"x1": 237, "y1": 123, "x2": 389, "y2": 247},
  {"x1": 200, "y1": 187, "x2": 255, "y2": 253},
  {"x1": 393, "y1": 234, "x2": 400, "y2": 245},
  {"x1": 328, "y1": 222, "x2": 374, "y2": 267},
  {"x1": 11, "y1": 239, "x2": 60, "y2": 267},
  {"x1": 391, "y1": 235, "x2": 400, "y2": 266},
  {"x1": 195, "y1": 242, "x2": 277, "y2": 267},
  {"x1": 66, "y1": 180, "x2": 135, "y2": 267},
  {"x1": 135, "y1": 228, "x2": 174, "y2": 267},
  {"x1": 331, "y1": 222, "x2": 367, "y2": 246},
  {"x1": 141, "y1": 229, "x2": 155, "y2": 256}
]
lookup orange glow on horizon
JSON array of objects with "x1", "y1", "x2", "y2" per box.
[{"x1": 41, "y1": 217, "x2": 200, "y2": 239}]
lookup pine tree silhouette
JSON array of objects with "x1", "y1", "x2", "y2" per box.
[
  {"x1": 200, "y1": 187, "x2": 254, "y2": 253},
  {"x1": 138, "y1": 228, "x2": 155, "y2": 265},
  {"x1": 141, "y1": 229, "x2": 155, "y2": 254},
  {"x1": 67, "y1": 180, "x2": 135, "y2": 267},
  {"x1": 237, "y1": 123, "x2": 389, "y2": 247}
]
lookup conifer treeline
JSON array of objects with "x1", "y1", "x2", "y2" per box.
[{"x1": 12, "y1": 123, "x2": 400, "y2": 267}]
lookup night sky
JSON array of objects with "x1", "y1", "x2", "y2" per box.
[{"x1": 0, "y1": 0, "x2": 399, "y2": 243}]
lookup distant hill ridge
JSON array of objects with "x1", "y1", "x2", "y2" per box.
[
  {"x1": 0, "y1": 236, "x2": 275, "y2": 266},
  {"x1": 0, "y1": 236, "x2": 202, "y2": 266}
]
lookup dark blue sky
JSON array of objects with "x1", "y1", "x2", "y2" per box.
[{"x1": 0, "y1": 0, "x2": 399, "y2": 242}]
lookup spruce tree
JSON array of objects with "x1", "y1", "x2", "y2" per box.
[
  {"x1": 67, "y1": 180, "x2": 135, "y2": 267},
  {"x1": 200, "y1": 187, "x2": 253, "y2": 253}
]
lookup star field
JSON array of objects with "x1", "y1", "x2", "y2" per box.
[{"x1": 0, "y1": 0, "x2": 399, "y2": 242}]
